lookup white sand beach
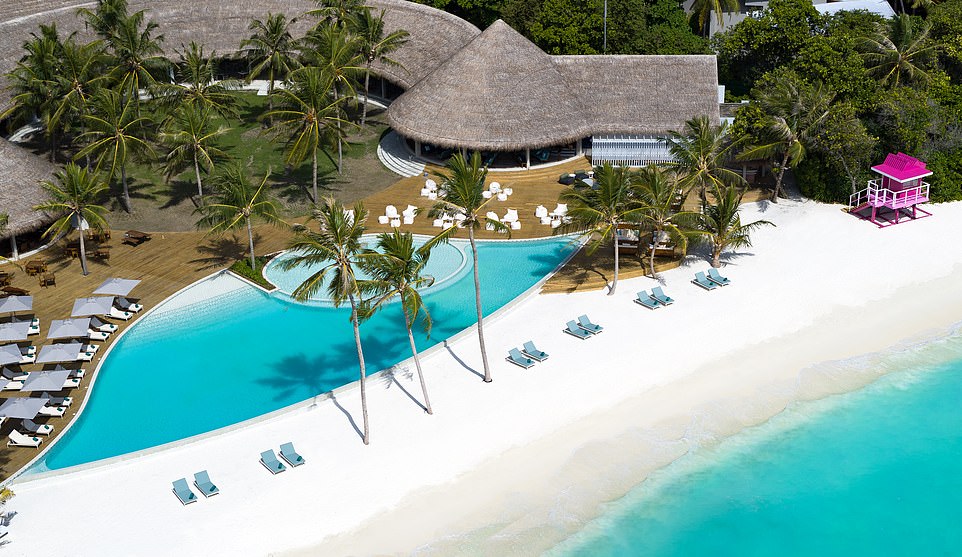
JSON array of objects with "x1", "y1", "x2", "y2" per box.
[{"x1": 6, "y1": 197, "x2": 962, "y2": 556}]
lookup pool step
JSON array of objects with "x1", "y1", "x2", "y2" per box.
[{"x1": 377, "y1": 131, "x2": 426, "y2": 177}]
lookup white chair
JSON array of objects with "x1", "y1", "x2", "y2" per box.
[
  {"x1": 38, "y1": 406, "x2": 66, "y2": 418},
  {"x1": 425, "y1": 179, "x2": 437, "y2": 189},
  {"x1": 7, "y1": 430, "x2": 41, "y2": 448},
  {"x1": 390, "y1": 218, "x2": 401, "y2": 228},
  {"x1": 497, "y1": 192, "x2": 508, "y2": 201},
  {"x1": 385, "y1": 205, "x2": 399, "y2": 218},
  {"x1": 504, "y1": 187, "x2": 513, "y2": 196},
  {"x1": 377, "y1": 215, "x2": 389, "y2": 225},
  {"x1": 428, "y1": 192, "x2": 438, "y2": 200},
  {"x1": 535, "y1": 205, "x2": 548, "y2": 218},
  {"x1": 432, "y1": 218, "x2": 444, "y2": 228},
  {"x1": 489, "y1": 182, "x2": 501, "y2": 193},
  {"x1": 551, "y1": 219, "x2": 562, "y2": 229},
  {"x1": 502, "y1": 209, "x2": 519, "y2": 223},
  {"x1": 403, "y1": 214, "x2": 415, "y2": 225},
  {"x1": 482, "y1": 190, "x2": 493, "y2": 199},
  {"x1": 540, "y1": 216, "x2": 552, "y2": 225},
  {"x1": 88, "y1": 329, "x2": 109, "y2": 341},
  {"x1": 420, "y1": 188, "x2": 432, "y2": 197},
  {"x1": 402, "y1": 205, "x2": 417, "y2": 225},
  {"x1": 550, "y1": 203, "x2": 568, "y2": 218},
  {"x1": 511, "y1": 221, "x2": 521, "y2": 230}
]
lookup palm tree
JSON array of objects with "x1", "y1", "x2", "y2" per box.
[
  {"x1": 158, "y1": 41, "x2": 239, "y2": 119},
  {"x1": 860, "y1": 15, "x2": 939, "y2": 88},
  {"x1": 738, "y1": 76, "x2": 834, "y2": 202},
  {"x1": 76, "y1": 88, "x2": 154, "y2": 212},
  {"x1": 688, "y1": 0, "x2": 739, "y2": 36},
  {"x1": 663, "y1": 116, "x2": 745, "y2": 207},
  {"x1": 4, "y1": 24, "x2": 65, "y2": 162},
  {"x1": 348, "y1": 8, "x2": 408, "y2": 126},
  {"x1": 634, "y1": 165, "x2": 696, "y2": 278},
  {"x1": 426, "y1": 152, "x2": 506, "y2": 383},
  {"x1": 242, "y1": 13, "x2": 301, "y2": 126},
  {"x1": 559, "y1": 163, "x2": 644, "y2": 295},
  {"x1": 34, "y1": 163, "x2": 109, "y2": 276},
  {"x1": 51, "y1": 36, "x2": 109, "y2": 168},
  {"x1": 300, "y1": 23, "x2": 363, "y2": 173},
  {"x1": 690, "y1": 185, "x2": 774, "y2": 268},
  {"x1": 196, "y1": 163, "x2": 282, "y2": 270},
  {"x1": 307, "y1": 0, "x2": 364, "y2": 29},
  {"x1": 280, "y1": 198, "x2": 375, "y2": 444},
  {"x1": 267, "y1": 66, "x2": 350, "y2": 201},
  {"x1": 78, "y1": 0, "x2": 130, "y2": 41},
  {"x1": 107, "y1": 8, "x2": 167, "y2": 109},
  {"x1": 360, "y1": 230, "x2": 436, "y2": 414},
  {"x1": 159, "y1": 105, "x2": 229, "y2": 203}
]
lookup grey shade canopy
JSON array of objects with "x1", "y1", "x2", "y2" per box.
[
  {"x1": 47, "y1": 318, "x2": 93, "y2": 340},
  {"x1": 71, "y1": 297, "x2": 116, "y2": 317},
  {"x1": 0, "y1": 397, "x2": 48, "y2": 419},
  {"x1": 0, "y1": 321, "x2": 31, "y2": 342},
  {"x1": 0, "y1": 295, "x2": 33, "y2": 314},
  {"x1": 35, "y1": 343, "x2": 85, "y2": 364},
  {"x1": 93, "y1": 278, "x2": 141, "y2": 297},
  {"x1": 0, "y1": 344, "x2": 23, "y2": 366},
  {"x1": 21, "y1": 369, "x2": 71, "y2": 392}
]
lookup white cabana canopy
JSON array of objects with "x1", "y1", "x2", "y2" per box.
[
  {"x1": 71, "y1": 297, "x2": 115, "y2": 317},
  {"x1": 47, "y1": 318, "x2": 92, "y2": 340},
  {"x1": 35, "y1": 342, "x2": 85, "y2": 364},
  {"x1": 0, "y1": 344, "x2": 23, "y2": 366},
  {"x1": 93, "y1": 278, "x2": 141, "y2": 297},
  {"x1": 0, "y1": 397, "x2": 48, "y2": 419},
  {"x1": 21, "y1": 369, "x2": 72, "y2": 392},
  {"x1": 0, "y1": 321, "x2": 31, "y2": 342}
]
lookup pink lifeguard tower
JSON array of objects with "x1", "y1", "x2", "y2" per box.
[{"x1": 849, "y1": 152, "x2": 932, "y2": 227}]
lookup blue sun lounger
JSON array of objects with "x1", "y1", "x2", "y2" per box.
[
  {"x1": 634, "y1": 291, "x2": 660, "y2": 309},
  {"x1": 692, "y1": 271, "x2": 717, "y2": 290},
  {"x1": 564, "y1": 320, "x2": 592, "y2": 339},
  {"x1": 172, "y1": 478, "x2": 197, "y2": 505},
  {"x1": 279, "y1": 442, "x2": 304, "y2": 467},
  {"x1": 522, "y1": 341, "x2": 548, "y2": 361},
  {"x1": 260, "y1": 449, "x2": 287, "y2": 474},
  {"x1": 193, "y1": 470, "x2": 219, "y2": 497},
  {"x1": 577, "y1": 314, "x2": 603, "y2": 334},
  {"x1": 507, "y1": 348, "x2": 535, "y2": 368},
  {"x1": 650, "y1": 286, "x2": 674, "y2": 306},
  {"x1": 707, "y1": 268, "x2": 731, "y2": 286}
]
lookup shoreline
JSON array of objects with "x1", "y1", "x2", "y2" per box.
[
  {"x1": 295, "y1": 264, "x2": 962, "y2": 556},
  {"x1": 6, "y1": 198, "x2": 962, "y2": 556}
]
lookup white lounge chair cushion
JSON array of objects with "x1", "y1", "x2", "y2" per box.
[
  {"x1": 511, "y1": 221, "x2": 521, "y2": 230},
  {"x1": 390, "y1": 218, "x2": 401, "y2": 228},
  {"x1": 8, "y1": 431, "x2": 41, "y2": 447},
  {"x1": 2, "y1": 381, "x2": 23, "y2": 392},
  {"x1": 428, "y1": 192, "x2": 438, "y2": 200},
  {"x1": 377, "y1": 215, "x2": 389, "y2": 225},
  {"x1": 39, "y1": 406, "x2": 66, "y2": 417},
  {"x1": 109, "y1": 307, "x2": 132, "y2": 321},
  {"x1": 489, "y1": 182, "x2": 501, "y2": 193},
  {"x1": 481, "y1": 191, "x2": 492, "y2": 199},
  {"x1": 425, "y1": 179, "x2": 437, "y2": 189},
  {"x1": 420, "y1": 188, "x2": 431, "y2": 197},
  {"x1": 504, "y1": 188, "x2": 513, "y2": 195},
  {"x1": 385, "y1": 205, "x2": 399, "y2": 218}
]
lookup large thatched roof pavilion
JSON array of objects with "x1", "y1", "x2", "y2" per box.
[{"x1": 0, "y1": 141, "x2": 56, "y2": 255}]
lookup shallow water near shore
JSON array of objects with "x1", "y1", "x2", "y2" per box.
[{"x1": 548, "y1": 328, "x2": 962, "y2": 557}]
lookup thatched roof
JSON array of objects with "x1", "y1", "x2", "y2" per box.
[
  {"x1": 0, "y1": 138, "x2": 55, "y2": 238},
  {"x1": 387, "y1": 20, "x2": 588, "y2": 151}
]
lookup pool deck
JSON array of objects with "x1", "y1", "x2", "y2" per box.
[{"x1": 4, "y1": 198, "x2": 962, "y2": 555}]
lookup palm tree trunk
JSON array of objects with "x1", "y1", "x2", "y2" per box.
[
  {"x1": 312, "y1": 148, "x2": 318, "y2": 203},
  {"x1": 334, "y1": 89, "x2": 343, "y2": 175},
  {"x1": 406, "y1": 319, "x2": 432, "y2": 414},
  {"x1": 193, "y1": 151, "x2": 204, "y2": 202},
  {"x1": 121, "y1": 165, "x2": 131, "y2": 213},
  {"x1": 78, "y1": 228, "x2": 89, "y2": 276},
  {"x1": 360, "y1": 63, "x2": 371, "y2": 126},
  {"x1": 468, "y1": 226, "x2": 492, "y2": 383},
  {"x1": 649, "y1": 238, "x2": 657, "y2": 278},
  {"x1": 609, "y1": 236, "x2": 619, "y2": 295},
  {"x1": 246, "y1": 216, "x2": 256, "y2": 270},
  {"x1": 712, "y1": 243, "x2": 722, "y2": 268},
  {"x1": 771, "y1": 151, "x2": 791, "y2": 203},
  {"x1": 267, "y1": 66, "x2": 274, "y2": 128},
  {"x1": 349, "y1": 293, "x2": 370, "y2": 444}
]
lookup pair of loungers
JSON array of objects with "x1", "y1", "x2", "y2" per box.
[
  {"x1": 261, "y1": 442, "x2": 305, "y2": 474},
  {"x1": 692, "y1": 268, "x2": 731, "y2": 290},
  {"x1": 564, "y1": 315, "x2": 603, "y2": 340},
  {"x1": 635, "y1": 287, "x2": 674, "y2": 310},
  {"x1": 172, "y1": 471, "x2": 219, "y2": 505},
  {"x1": 506, "y1": 341, "x2": 549, "y2": 369}
]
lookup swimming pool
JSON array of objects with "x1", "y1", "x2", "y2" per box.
[{"x1": 37, "y1": 236, "x2": 578, "y2": 471}]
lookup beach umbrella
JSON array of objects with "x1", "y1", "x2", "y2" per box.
[
  {"x1": 21, "y1": 369, "x2": 72, "y2": 393},
  {"x1": 0, "y1": 321, "x2": 31, "y2": 342},
  {"x1": 71, "y1": 297, "x2": 115, "y2": 318},
  {"x1": 0, "y1": 397, "x2": 48, "y2": 419},
  {"x1": 0, "y1": 344, "x2": 23, "y2": 366},
  {"x1": 35, "y1": 343, "x2": 85, "y2": 364},
  {"x1": 93, "y1": 278, "x2": 141, "y2": 297},
  {"x1": 0, "y1": 295, "x2": 32, "y2": 316},
  {"x1": 47, "y1": 318, "x2": 93, "y2": 340}
]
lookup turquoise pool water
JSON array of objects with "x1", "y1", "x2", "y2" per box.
[
  {"x1": 551, "y1": 331, "x2": 962, "y2": 556},
  {"x1": 39, "y1": 236, "x2": 578, "y2": 470}
]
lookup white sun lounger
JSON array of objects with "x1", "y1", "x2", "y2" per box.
[
  {"x1": 21, "y1": 419, "x2": 53, "y2": 436},
  {"x1": 38, "y1": 406, "x2": 66, "y2": 418},
  {"x1": 108, "y1": 307, "x2": 133, "y2": 321},
  {"x1": 1, "y1": 367, "x2": 27, "y2": 381},
  {"x1": 115, "y1": 297, "x2": 143, "y2": 313},
  {"x1": 7, "y1": 430, "x2": 42, "y2": 448},
  {"x1": 41, "y1": 393, "x2": 73, "y2": 407},
  {"x1": 2, "y1": 380, "x2": 23, "y2": 392}
]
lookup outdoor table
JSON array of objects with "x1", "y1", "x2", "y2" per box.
[
  {"x1": 0, "y1": 273, "x2": 11, "y2": 287},
  {"x1": 123, "y1": 230, "x2": 151, "y2": 246},
  {"x1": 40, "y1": 273, "x2": 56, "y2": 288},
  {"x1": 1, "y1": 286, "x2": 29, "y2": 296},
  {"x1": 64, "y1": 245, "x2": 80, "y2": 258},
  {"x1": 25, "y1": 260, "x2": 46, "y2": 276}
]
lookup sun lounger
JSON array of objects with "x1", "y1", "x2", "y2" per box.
[
  {"x1": 577, "y1": 315, "x2": 603, "y2": 334},
  {"x1": 38, "y1": 405, "x2": 66, "y2": 418},
  {"x1": 193, "y1": 470, "x2": 219, "y2": 497},
  {"x1": 88, "y1": 329, "x2": 109, "y2": 341},
  {"x1": 41, "y1": 393, "x2": 72, "y2": 407},
  {"x1": 108, "y1": 307, "x2": 133, "y2": 321},
  {"x1": 8, "y1": 430, "x2": 42, "y2": 448},
  {"x1": 61, "y1": 378, "x2": 81, "y2": 389},
  {"x1": 21, "y1": 419, "x2": 52, "y2": 436},
  {"x1": 522, "y1": 341, "x2": 548, "y2": 362},
  {"x1": 89, "y1": 317, "x2": 117, "y2": 333},
  {"x1": 19, "y1": 354, "x2": 35, "y2": 364},
  {"x1": 707, "y1": 268, "x2": 731, "y2": 286},
  {"x1": 1, "y1": 380, "x2": 23, "y2": 392},
  {"x1": 78, "y1": 351, "x2": 94, "y2": 362},
  {"x1": 506, "y1": 348, "x2": 535, "y2": 369},
  {"x1": 692, "y1": 271, "x2": 717, "y2": 290},
  {"x1": 115, "y1": 298, "x2": 143, "y2": 313},
  {"x1": 650, "y1": 286, "x2": 674, "y2": 306},
  {"x1": 634, "y1": 291, "x2": 660, "y2": 310},
  {"x1": 279, "y1": 442, "x2": 305, "y2": 467},
  {"x1": 172, "y1": 478, "x2": 198, "y2": 505},
  {"x1": 260, "y1": 449, "x2": 287, "y2": 474},
  {"x1": 564, "y1": 320, "x2": 592, "y2": 339},
  {"x1": 1, "y1": 367, "x2": 27, "y2": 381}
]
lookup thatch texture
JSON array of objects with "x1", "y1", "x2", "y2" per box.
[
  {"x1": 387, "y1": 20, "x2": 589, "y2": 151},
  {"x1": 0, "y1": 138, "x2": 55, "y2": 238}
]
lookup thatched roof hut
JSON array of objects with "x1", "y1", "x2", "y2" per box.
[{"x1": 0, "y1": 139, "x2": 55, "y2": 240}]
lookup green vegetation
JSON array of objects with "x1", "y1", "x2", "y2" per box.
[{"x1": 229, "y1": 255, "x2": 275, "y2": 290}]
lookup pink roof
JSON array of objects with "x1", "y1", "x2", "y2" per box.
[{"x1": 871, "y1": 152, "x2": 932, "y2": 182}]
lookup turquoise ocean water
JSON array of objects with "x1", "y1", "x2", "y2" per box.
[
  {"x1": 38, "y1": 237, "x2": 577, "y2": 471},
  {"x1": 552, "y1": 329, "x2": 962, "y2": 557}
]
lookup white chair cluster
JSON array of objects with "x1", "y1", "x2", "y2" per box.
[
  {"x1": 377, "y1": 205, "x2": 418, "y2": 227},
  {"x1": 481, "y1": 182, "x2": 514, "y2": 202},
  {"x1": 535, "y1": 204, "x2": 569, "y2": 228},
  {"x1": 485, "y1": 209, "x2": 522, "y2": 231},
  {"x1": 432, "y1": 211, "x2": 467, "y2": 228},
  {"x1": 420, "y1": 178, "x2": 439, "y2": 200}
]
